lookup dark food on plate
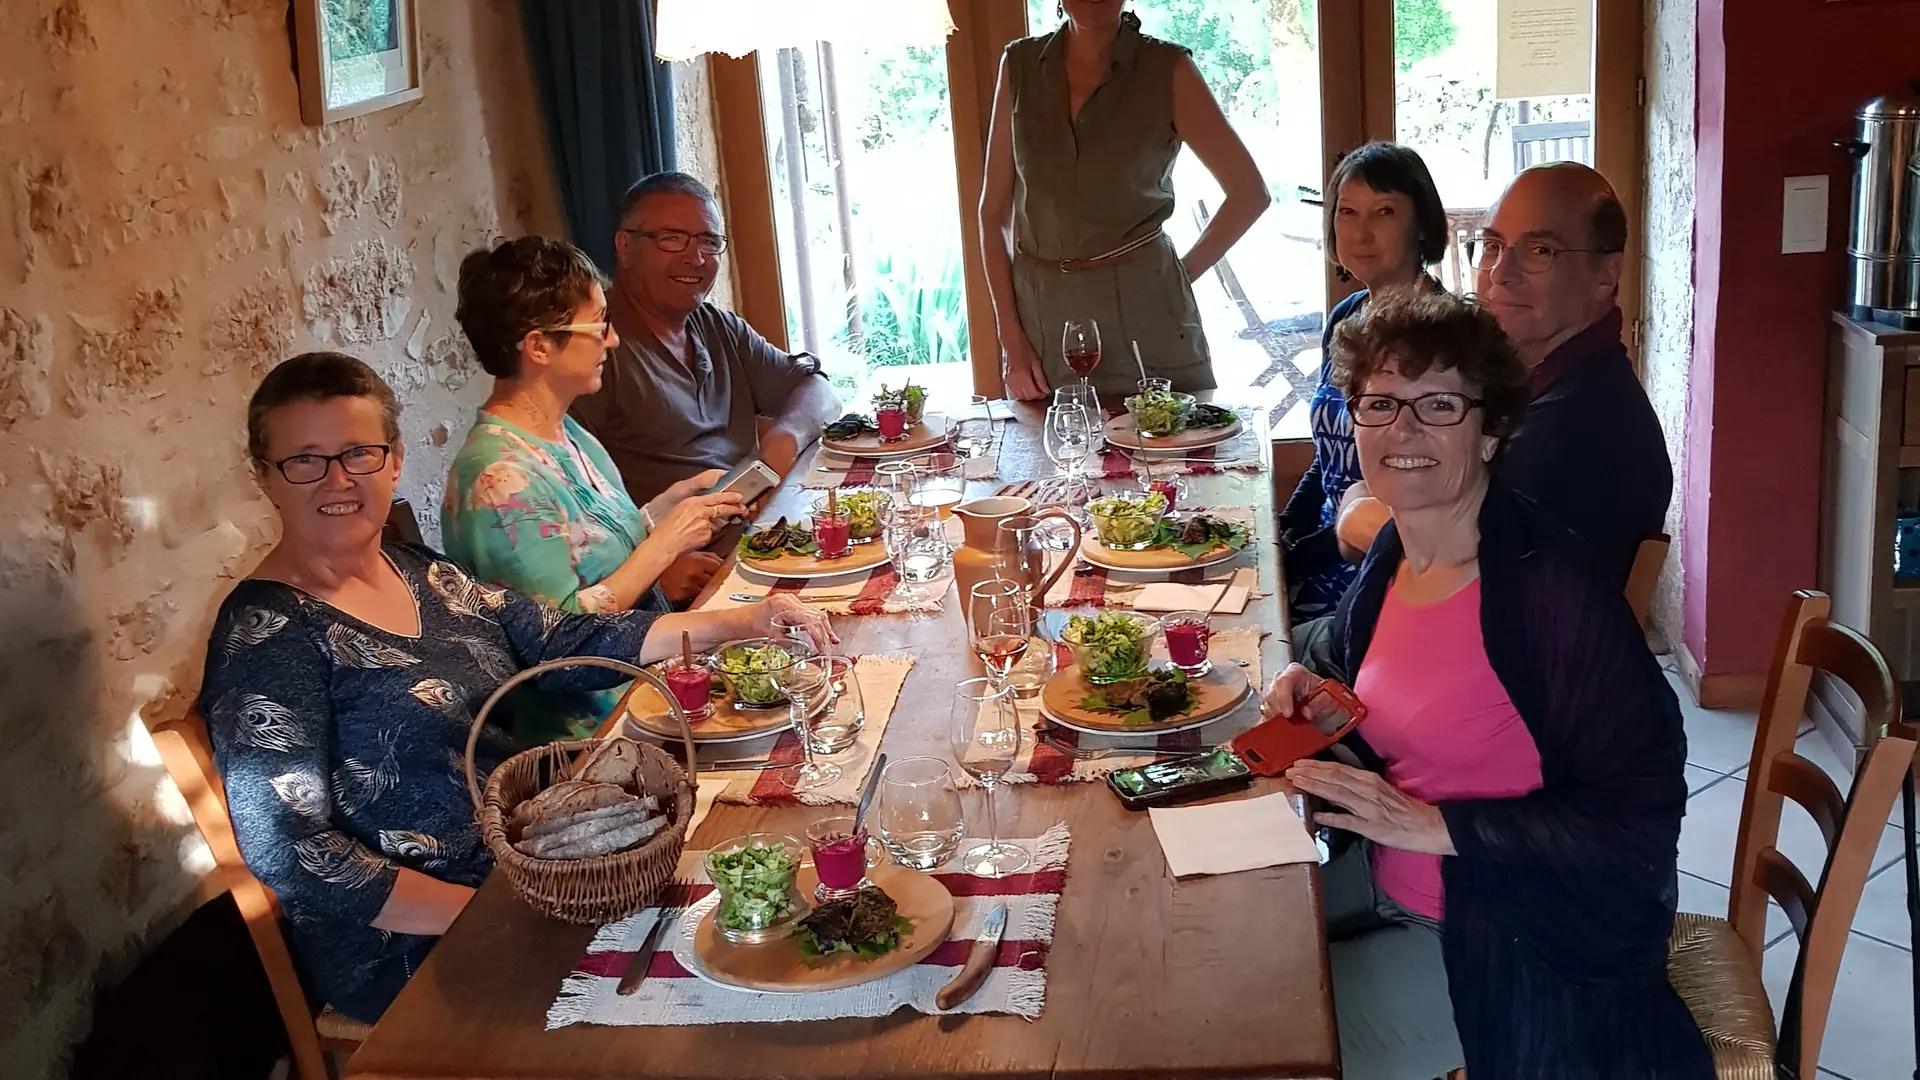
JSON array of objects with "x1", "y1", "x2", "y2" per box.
[
  {"x1": 1159, "y1": 513, "x2": 1251, "y2": 559},
  {"x1": 1080, "y1": 668, "x2": 1199, "y2": 724},
  {"x1": 824, "y1": 414, "x2": 880, "y2": 440},
  {"x1": 1188, "y1": 403, "x2": 1237, "y2": 429},
  {"x1": 739, "y1": 517, "x2": 818, "y2": 558},
  {"x1": 795, "y1": 885, "x2": 912, "y2": 961}
]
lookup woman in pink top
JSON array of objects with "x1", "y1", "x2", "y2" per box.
[{"x1": 1261, "y1": 292, "x2": 1707, "y2": 1080}]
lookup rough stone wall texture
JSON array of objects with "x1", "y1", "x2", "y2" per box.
[
  {"x1": 0, "y1": 2, "x2": 560, "y2": 1075},
  {"x1": 669, "y1": 55, "x2": 739, "y2": 312},
  {"x1": 1641, "y1": 0, "x2": 1696, "y2": 654}
]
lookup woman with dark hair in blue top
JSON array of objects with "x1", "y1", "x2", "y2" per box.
[{"x1": 1281, "y1": 143, "x2": 1449, "y2": 622}]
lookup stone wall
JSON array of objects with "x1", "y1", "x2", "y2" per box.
[
  {"x1": 0, "y1": 2, "x2": 559, "y2": 1074},
  {"x1": 1641, "y1": 0, "x2": 1696, "y2": 654}
]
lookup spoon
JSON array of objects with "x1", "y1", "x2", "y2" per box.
[{"x1": 853, "y1": 752, "x2": 887, "y2": 835}]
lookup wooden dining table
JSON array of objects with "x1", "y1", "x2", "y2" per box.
[{"x1": 347, "y1": 396, "x2": 1340, "y2": 1080}]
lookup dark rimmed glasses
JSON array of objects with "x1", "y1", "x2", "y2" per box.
[
  {"x1": 1349, "y1": 393, "x2": 1484, "y2": 428},
  {"x1": 619, "y1": 228, "x2": 728, "y2": 256},
  {"x1": 267, "y1": 444, "x2": 392, "y2": 484}
]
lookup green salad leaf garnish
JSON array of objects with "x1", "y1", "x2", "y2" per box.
[
  {"x1": 838, "y1": 489, "x2": 888, "y2": 540},
  {"x1": 1078, "y1": 669, "x2": 1199, "y2": 724},
  {"x1": 1124, "y1": 389, "x2": 1194, "y2": 436},
  {"x1": 1188, "y1": 403, "x2": 1238, "y2": 429},
  {"x1": 714, "y1": 643, "x2": 793, "y2": 705},
  {"x1": 1087, "y1": 491, "x2": 1168, "y2": 547},
  {"x1": 738, "y1": 517, "x2": 818, "y2": 559},
  {"x1": 707, "y1": 843, "x2": 799, "y2": 930},
  {"x1": 1062, "y1": 612, "x2": 1152, "y2": 682},
  {"x1": 1155, "y1": 514, "x2": 1251, "y2": 559}
]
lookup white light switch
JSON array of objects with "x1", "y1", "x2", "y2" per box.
[{"x1": 1782, "y1": 175, "x2": 1830, "y2": 255}]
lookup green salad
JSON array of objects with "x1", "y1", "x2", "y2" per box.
[
  {"x1": 839, "y1": 489, "x2": 888, "y2": 540},
  {"x1": 1124, "y1": 389, "x2": 1194, "y2": 437},
  {"x1": 706, "y1": 842, "x2": 800, "y2": 931},
  {"x1": 1062, "y1": 612, "x2": 1153, "y2": 683},
  {"x1": 715, "y1": 643, "x2": 793, "y2": 706},
  {"x1": 1087, "y1": 492, "x2": 1168, "y2": 548}
]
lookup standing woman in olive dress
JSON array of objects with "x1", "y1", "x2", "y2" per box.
[{"x1": 979, "y1": 0, "x2": 1270, "y2": 401}]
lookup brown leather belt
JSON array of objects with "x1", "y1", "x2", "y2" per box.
[{"x1": 1019, "y1": 230, "x2": 1161, "y2": 273}]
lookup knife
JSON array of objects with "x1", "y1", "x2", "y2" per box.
[
  {"x1": 935, "y1": 903, "x2": 1007, "y2": 1010},
  {"x1": 616, "y1": 901, "x2": 683, "y2": 995},
  {"x1": 698, "y1": 759, "x2": 792, "y2": 773}
]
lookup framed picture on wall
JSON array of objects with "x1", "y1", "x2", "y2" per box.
[{"x1": 294, "y1": 0, "x2": 423, "y2": 125}]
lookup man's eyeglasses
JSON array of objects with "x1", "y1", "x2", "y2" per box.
[
  {"x1": 267, "y1": 444, "x2": 392, "y2": 485},
  {"x1": 1348, "y1": 392, "x2": 1484, "y2": 428},
  {"x1": 541, "y1": 320, "x2": 615, "y2": 341},
  {"x1": 619, "y1": 228, "x2": 728, "y2": 256},
  {"x1": 1464, "y1": 235, "x2": 1618, "y2": 275}
]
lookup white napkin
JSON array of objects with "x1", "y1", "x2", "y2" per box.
[
  {"x1": 1149, "y1": 792, "x2": 1322, "y2": 877},
  {"x1": 1129, "y1": 580, "x2": 1251, "y2": 614}
]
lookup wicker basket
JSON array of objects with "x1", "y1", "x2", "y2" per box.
[{"x1": 463, "y1": 656, "x2": 697, "y2": 924}]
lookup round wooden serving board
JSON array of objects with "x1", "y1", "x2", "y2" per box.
[
  {"x1": 621, "y1": 668, "x2": 790, "y2": 744},
  {"x1": 1103, "y1": 412, "x2": 1243, "y2": 452},
  {"x1": 676, "y1": 862, "x2": 955, "y2": 994},
  {"x1": 1039, "y1": 662, "x2": 1251, "y2": 736},
  {"x1": 1077, "y1": 528, "x2": 1247, "y2": 573},
  {"x1": 735, "y1": 538, "x2": 892, "y2": 580},
  {"x1": 821, "y1": 417, "x2": 948, "y2": 458}
]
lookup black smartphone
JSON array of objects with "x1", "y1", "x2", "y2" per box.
[{"x1": 1105, "y1": 746, "x2": 1254, "y2": 811}]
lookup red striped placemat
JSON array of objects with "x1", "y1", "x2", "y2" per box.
[{"x1": 546, "y1": 825, "x2": 1071, "y2": 1028}]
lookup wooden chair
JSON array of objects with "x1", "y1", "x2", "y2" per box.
[
  {"x1": 1626, "y1": 532, "x2": 1671, "y2": 631},
  {"x1": 147, "y1": 710, "x2": 365, "y2": 1080},
  {"x1": 381, "y1": 498, "x2": 424, "y2": 547},
  {"x1": 1666, "y1": 590, "x2": 1917, "y2": 1078}
]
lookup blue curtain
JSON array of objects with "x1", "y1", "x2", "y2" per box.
[{"x1": 520, "y1": 0, "x2": 676, "y2": 273}]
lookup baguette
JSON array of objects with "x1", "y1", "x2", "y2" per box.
[
  {"x1": 539, "y1": 813, "x2": 671, "y2": 860},
  {"x1": 507, "y1": 780, "x2": 634, "y2": 835},
  {"x1": 514, "y1": 801, "x2": 657, "y2": 856},
  {"x1": 520, "y1": 795, "x2": 661, "y2": 841}
]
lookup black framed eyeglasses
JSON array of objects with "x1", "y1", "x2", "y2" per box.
[
  {"x1": 1349, "y1": 393, "x2": 1484, "y2": 428},
  {"x1": 1464, "y1": 235, "x2": 1615, "y2": 274},
  {"x1": 267, "y1": 444, "x2": 392, "y2": 484},
  {"x1": 619, "y1": 228, "x2": 728, "y2": 256},
  {"x1": 540, "y1": 320, "x2": 615, "y2": 341}
]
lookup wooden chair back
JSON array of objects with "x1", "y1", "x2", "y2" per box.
[
  {"x1": 381, "y1": 498, "x2": 424, "y2": 547},
  {"x1": 1727, "y1": 590, "x2": 1914, "y2": 1075},
  {"x1": 146, "y1": 709, "x2": 349, "y2": 1080},
  {"x1": 1625, "y1": 532, "x2": 1670, "y2": 630}
]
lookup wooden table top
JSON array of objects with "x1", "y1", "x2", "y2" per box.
[{"x1": 347, "y1": 397, "x2": 1338, "y2": 1080}]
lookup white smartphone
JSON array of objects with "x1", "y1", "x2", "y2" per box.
[{"x1": 709, "y1": 459, "x2": 779, "y2": 505}]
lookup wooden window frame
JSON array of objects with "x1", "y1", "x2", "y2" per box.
[{"x1": 702, "y1": 0, "x2": 1645, "y2": 385}]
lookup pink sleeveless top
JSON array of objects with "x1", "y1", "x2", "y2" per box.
[{"x1": 1352, "y1": 577, "x2": 1543, "y2": 920}]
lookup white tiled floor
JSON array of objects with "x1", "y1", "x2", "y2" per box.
[{"x1": 1667, "y1": 667, "x2": 1918, "y2": 1079}]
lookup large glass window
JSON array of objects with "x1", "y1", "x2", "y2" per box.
[{"x1": 759, "y1": 42, "x2": 975, "y2": 408}]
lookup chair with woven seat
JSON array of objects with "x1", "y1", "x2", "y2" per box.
[
  {"x1": 147, "y1": 709, "x2": 363, "y2": 1080},
  {"x1": 1666, "y1": 590, "x2": 1917, "y2": 1078}
]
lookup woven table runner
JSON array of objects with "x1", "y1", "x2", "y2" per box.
[
  {"x1": 956, "y1": 628, "x2": 1264, "y2": 786},
  {"x1": 702, "y1": 560, "x2": 949, "y2": 616},
  {"x1": 804, "y1": 452, "x2": 999, "y2": 490},
  {"x1": 694, "y1": 653, "x2": 913, "y2": 806},
  {"x1": 546, "y1": 825, "x2": 1071, "y2": 1028}
]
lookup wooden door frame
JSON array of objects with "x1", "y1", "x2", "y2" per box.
[
  {"x1": 707, "y1": 53, "x2": 789, "y2": 351},
  {"x1": 1593, "y1": 0, "x2": 1645, "y2": 367},
  {"x1": 947, "y1": 0, "x2": 1030, "y2": 399}
]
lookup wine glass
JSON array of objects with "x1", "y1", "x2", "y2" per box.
[
  {"x1": 948, "y1": 415, "x2": 995, "y2": 461},
  {"x1": 949, "y1": 678, "x2": 1031, "y2": 878},
  {"x1": 768, "y1": 607, "x2": 832, "y2": 657},
  {"x1": 795, "y1": 653, "x2": 863, "y2": 756},
  {"x1": 1053, "y1": 382, "x2": 1101, "y2": 420},
  {"x1": 1062, "y1": 318, "x2": 1101, "y2": 385},
  {"x1": 769, "y1": 639, "x2": 840, "y2": 791},
  {"x1": 1044, "y1": 403, "x2": 1094, "y2": 478},
  {"x1": 967, "y1": 579, "x2": 1030, "y2": 689}
]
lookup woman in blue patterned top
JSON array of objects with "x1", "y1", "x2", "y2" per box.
[
  {"x1": 1281, "y1": 143, "x2": 1448, "y2": 621},
  {"x1": 198, "y1": 354, "x2": 829, "y2": 1022}
]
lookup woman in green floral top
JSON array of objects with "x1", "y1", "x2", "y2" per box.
[{"x1": 442, "y1": 237, "x2": 750, "y2": 740}]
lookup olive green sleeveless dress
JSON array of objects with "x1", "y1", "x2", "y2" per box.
[{"x1": 1006, "y1": 12, "x2": 1216, "y2": 398}]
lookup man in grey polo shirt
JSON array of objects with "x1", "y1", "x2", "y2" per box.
[{"x1": 572, "y1": 171, "x2": 842, "y2": 602}]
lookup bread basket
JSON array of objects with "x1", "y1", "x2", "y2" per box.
[{"x1": 463, "y1": 656, "x2": 696, "y2": 924}]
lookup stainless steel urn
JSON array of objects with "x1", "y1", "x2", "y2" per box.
[{"x1": 1841, "y1": 88, "x2": 1920, "y2": 329}]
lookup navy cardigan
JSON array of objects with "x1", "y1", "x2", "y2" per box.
[{"x1": 1333, "y1": 484, "x2": 1711, "y2": 1079}]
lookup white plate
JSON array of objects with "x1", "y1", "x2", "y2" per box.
[
  {"x1": 1037, "y1": 689, "x2": 1249, "y2": 739},
  {"x1": 664, "y1": 891, "x2": 767, "y2": 993},
  {"x1": 620, "y1": 714, "x2": 787, "y2": 746},
  {"x1": 733, "y1": 560, "x2": 887, "y2": 583}
]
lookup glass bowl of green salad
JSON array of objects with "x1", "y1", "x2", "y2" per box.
[
  {"x1": 1087, "y1": 491, "x2": 1169, "y2": 551},
  {"x1": 814, "y1": 487, "x2": 892, "y2": 544},
  {"x1": 1060, "y1": 611, "x2": 1162, "y2": 686},
  {"x1": 713, "y1": 638, "x2": 807, "y2": 709},
  {"x1": 1123, "y1": 389, "x2": 1196, "y2": 438},
  {"x1": 704, "y1": 833, "x2": 809, "y2": 944}
]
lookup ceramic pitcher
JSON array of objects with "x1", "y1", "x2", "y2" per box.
[{"x1": 950, "y1": 496, "x2": 1082, "y2": 613}]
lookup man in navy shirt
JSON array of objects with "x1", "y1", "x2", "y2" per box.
[{"x1": 1299, "y1": 163, "x2": 1673, "y2": 673}]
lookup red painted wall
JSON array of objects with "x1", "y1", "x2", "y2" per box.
[{"x1": 1687, "y1": 0, "x2": 1920, "y2": 676}]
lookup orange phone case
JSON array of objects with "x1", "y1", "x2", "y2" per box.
[{"x1": 1229, "y1": 680, "x2": 1368, "y2": 777}]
